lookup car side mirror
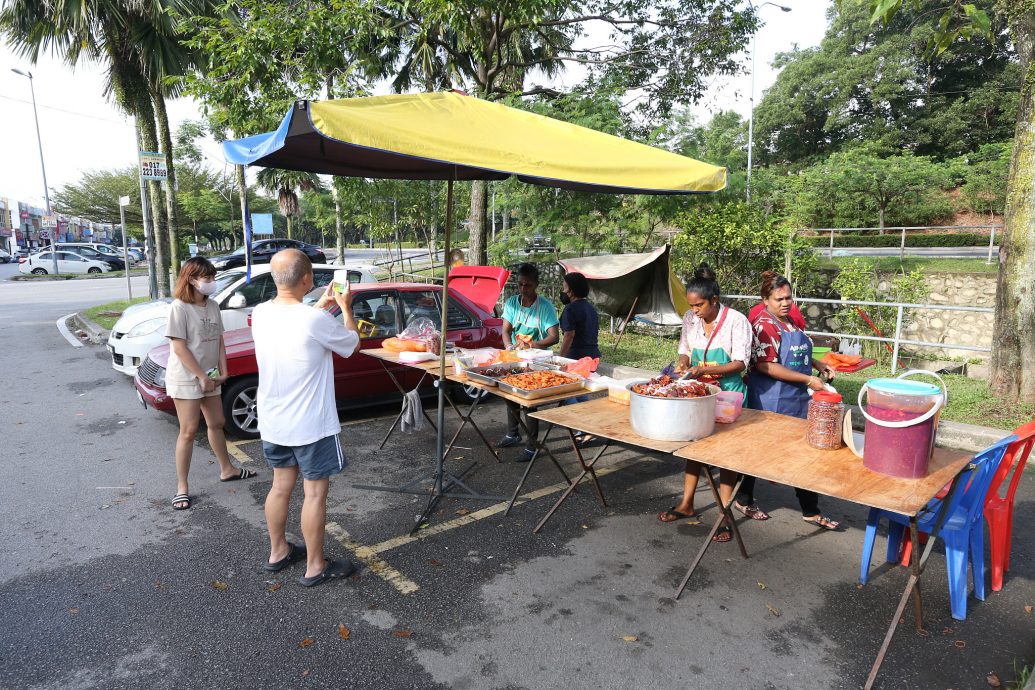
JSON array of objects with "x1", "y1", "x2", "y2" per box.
[{"x1": 227, "y1": 294, "x2": 247, "y2": 309}]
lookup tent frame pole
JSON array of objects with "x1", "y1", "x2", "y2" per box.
[{"x1": 611, "y1": 296, "x2": 639, "y2": 354}]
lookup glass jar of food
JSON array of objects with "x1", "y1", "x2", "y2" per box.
[{"x1": 807, "y1": 391, "x2": 845, "y2": 450}]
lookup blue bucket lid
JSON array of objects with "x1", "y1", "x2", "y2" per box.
[{"x1": 867, "y1": 378, "x2": 940, "y2": 396}]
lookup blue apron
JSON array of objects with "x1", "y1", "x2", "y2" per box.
[{"x1": 747, "y1": 312, "x2": 812, "y2": 419}]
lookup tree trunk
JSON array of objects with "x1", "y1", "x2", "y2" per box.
[
  {"x1": 136, "y1": 95, "x2": 170, "y2": 297},
  {"x1": 332, "y1": 182, "x2": 345, "y2": 262},
  {"x1": 990, "y1": 8, "x2": 1035, "y2": 403},
  {"x1": 152, "y1": 89, "x2": 180, "y2": 278},
  {"x1": 287, "y1": 215, "x2": 293, "y2": 239},
  {"x1": 235, "y1": 165, "x2": 250, "y2": 253},
  {"x1": 878, "y1": 206, "x2": 885, "y2": 234},
  {"x1": 468, "y1": 180, "x2": 488, "y2": 264}
]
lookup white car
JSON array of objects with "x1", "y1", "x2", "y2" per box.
[
  {"x1": 20, "y1": 250, "x2": 111, "y2": 275},
  {"x1": 0, "y1": 248, "x2": 12, "y2": 263},
  {"x1": 107, "y1": 263, "x2": 378, "y2": 375}
]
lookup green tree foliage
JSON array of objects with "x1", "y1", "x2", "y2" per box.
[
  {"x1": 52, "y1": 168, "x2": 143, "y2": 230},
  {"x1": 957, "y1": 142, "x2": 1011, "y2": 218},
  {"x1": 831, "y1": 258, "x2": 929, "y2": 363},
  {"x1": 670, "y1": 202, "x2": 818, "y2": 297},
  {"x1": 753, "y1": 0, "x2": 1018, "y2": 165}
]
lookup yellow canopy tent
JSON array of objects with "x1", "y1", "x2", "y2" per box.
[{"x1": 223, "y1": 91, "x2": 725, "y2": 527}]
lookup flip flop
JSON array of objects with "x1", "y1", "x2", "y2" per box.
[
  {"x1": 263, "y1": 542, "x2": 307, "y2": 572},
  {"x1": 657, "y1": 507, "x2": 698, "y2": 523},
  {"x1": 802, "y1": 515, "x2": 841, "y2": 531},
  {"x1": 171, "y1": 494, "x2": 191, "y2": 510},
  {"x1": 220, "y1": 468, "x2": 257, "y2": 482},
  {"x1": 299, "y1": 559, "x2": 357, "y2": 588}
]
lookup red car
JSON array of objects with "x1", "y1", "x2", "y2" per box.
[{"x1": 134, "y1": 271, "x2": 508, "y2": 438}]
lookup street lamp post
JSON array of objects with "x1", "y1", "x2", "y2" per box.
[
  {"x1": 11, "y1": 68, "x2": 58, "y2": 276},
  {"x1": 745, "y1": 2, "x2": 791, "y2": 205}
]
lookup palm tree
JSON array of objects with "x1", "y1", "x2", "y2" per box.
[{"x1": 255, "y1": 169, "x2": 325, "y2": 240}]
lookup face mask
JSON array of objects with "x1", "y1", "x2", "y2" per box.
[
  {"x1": 195, "y1": 279, "x2": 217, "y2": 296},
  {"x1": 559, "y1": 292, "x2": 571, "y2": 305}
]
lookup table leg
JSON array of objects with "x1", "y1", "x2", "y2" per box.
[
  {"x1": 377, "y1": 365, "x2": 436, "y2": 450},
  {"x1": 568, "y1": 428, "x2": 606, "y2": 507},
  {"x1": 504, "y1": 424, "x2": 567, "y2": 516},
  {"x1": 864, "y1": 471, "x2": 965, "y2": 690},
  {"x1": 675, "y1": 471, "x2": 747, "y2": 600},
  {"x1": 442, "y1": 387, "x2": 499, "y2": 462},
  {"x1": 533, "y1": 442, "x2": 610, "y2": 534}
]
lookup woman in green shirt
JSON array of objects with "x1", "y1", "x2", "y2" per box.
[{"x1": 497, "y1": 263, "x2": 559, "y2": 461}]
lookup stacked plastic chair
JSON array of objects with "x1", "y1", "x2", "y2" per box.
[
  {"x1": 897, "y1": 421, "x2": 1035, "y2": 592},
  {"x1": 858, "y1": 435, "x2": 1016, "y2": 620}
]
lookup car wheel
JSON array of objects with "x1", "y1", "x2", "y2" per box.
[
  {"x1": 222, "y1": 376, "x2": 260, "y2": 439},
  {"x1": 31, "y1": 268, "x2": 47, "y2": 275},
  {"x1": 88, "y1": 267, "x2": 101, "y2": 274}
]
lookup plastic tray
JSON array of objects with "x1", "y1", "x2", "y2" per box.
[
  {"x1": 463, "y1": 362, "x2": 530, "y2": 386},
  {"x1": 496, "y1": 371, "x2": 585, "y2": 400}
]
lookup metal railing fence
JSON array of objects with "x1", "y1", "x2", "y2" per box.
[{"x1": 801, "y1": 225, "x2": 1002, "y2": 263}]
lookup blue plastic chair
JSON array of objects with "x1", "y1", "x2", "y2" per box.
[{"x1": 858, "y1": 435, "x2": 1016, "y2": 620}]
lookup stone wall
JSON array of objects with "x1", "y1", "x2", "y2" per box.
[{"x1": 798, "y1": 271, "x2": 996, "y2": 361}]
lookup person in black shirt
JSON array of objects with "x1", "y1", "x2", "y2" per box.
[{"x1": 558, "y1": 272, "x2": 599, "y2": 444}]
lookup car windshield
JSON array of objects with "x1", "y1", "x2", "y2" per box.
[{"x1": 214, "y1": 270, "x2": 245, "y2": 295}]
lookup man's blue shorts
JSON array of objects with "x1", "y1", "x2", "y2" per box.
[{"x1": 262, "y1": 434, "x2": 346, "y2": 480}]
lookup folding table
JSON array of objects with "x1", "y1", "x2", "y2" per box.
[
  {"x1": 671, "y1": 410, "x2": 972, "y2": 690},
  {"x1": 527, "y1": 397, "x2": 690, "y2": 533}
]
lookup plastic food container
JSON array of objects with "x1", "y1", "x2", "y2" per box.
[
  {"x1": 714, "y1": 390, "x2": 744, "y2": 424},
  {"x1": 806, "y1": 390, "x2": 844, "y2": 450},
  {"x1": 859, "y1": 371, "x2": 946, "y2": 478},
  {"x1": 607, "y1": 379, "x2": 643, "y2": 406}
]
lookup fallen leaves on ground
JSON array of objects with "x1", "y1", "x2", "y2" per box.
[
  {"x1": 428, "y1": 559, "x2": 442, "y2": 567},
  {"x1": 298, "y1": 638, "x2": 315, "y2": 648},
  {"x1": 301, "y1": 669, "x2": 311, "y2": 678},
  {"x1": 757, "y1": 581, "x2": 767, "y2": 590},
  {"x1": 338, "y1": 624, "x2": 350, "y2": 641},
  {"x1": 621, "y1": 635, "x2": 638, "y2": 642},
  {"x1": 267, "y1": 582, "x2": 283, "y2": 593},
  {"x1": 986, "y1": 672, "x2": 1001, "y2": 687},
  {"x1": 68, "y1": 607, "x2": 79, "y2": 615},
  {"x1": 954, "y1": 640, "x2": 966, "y2": 649},
  {"x1": 455, "y1": 508, "x2": 471, "y2": 516},
  {"x1": 1025, "y1": 605, "x2": 1033, "y2": 614},
  {"x1": 766, "y1": 604, "x2": 781, "y2": 617},
  {"x1": 392, "y1": 630, "x2": 412, "y2": 638},
  {"x1": 212, "y1": 581, "x2": 228, "y2": 590},
  {"x1": 685, "y1": 519, "x2": 702, "y2": 526}
]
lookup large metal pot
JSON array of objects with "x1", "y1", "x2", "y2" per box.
[{"x1": 628, "y1": 382, "x2": 719, "y2": 441}]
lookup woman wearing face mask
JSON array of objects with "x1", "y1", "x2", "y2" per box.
[
  {"x1": 657, "y1": 264, "x2": 752, "y2": 543},
  {"x1": 166, "y1": 257, "x2": 255, "y2": 510}
]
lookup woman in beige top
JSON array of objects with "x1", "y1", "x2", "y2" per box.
[{"x1": 166, "y1": 257, "x2": 255, "y2": 510}]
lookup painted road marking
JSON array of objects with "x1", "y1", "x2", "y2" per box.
[
  {"x1": 57, "y1": 313, "x2": 84, "y2": 348},
  {"x1": 326, "y1": 522, "x2": 420, "y2": 595},
  {"x1": 225, "y1": 440, "x2": 254, "y2": 465},
  {"x1": 367, "y1": 455, "x2": 646, "y2": 555}
]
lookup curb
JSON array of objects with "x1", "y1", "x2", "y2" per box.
[{"x1": 71, "y1": 312, "x2": 109, "y2": 345}]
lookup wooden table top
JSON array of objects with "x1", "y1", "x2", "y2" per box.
[
  {"x1": 673, "y1": 410, "x2": 972, "y2": 516},
  {"x1": 528, "y1": 397, "x2": 691, "y2": 453},
  {"x1": 361, "y1": 347, "x2": 451, "y2": 373}
]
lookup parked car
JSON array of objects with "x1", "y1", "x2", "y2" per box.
[
  {"x1": 56, "y1": 243, "x2": 125, "y2": 271},
  {"x1": 108, "y1": 263, "x2": 377, "y2": 376},
  {"x1": 125, "y1": 247, "x2": 144, "y2": 263},
  {"x1": 0, "y1": 248, "x2": 11, "y2": 263},
  {"x1": 134, "y1": 275, "x2": 507, "y2": 438},
  {"x1": 208, "y1": 239, "x2": 326, "y2": 270},
  {"x1": 19, "y1": 250, "x2": 111, "y2": 275},
  {"x1": 524, "y1": 234, "x2": 556, "y2": 252}
]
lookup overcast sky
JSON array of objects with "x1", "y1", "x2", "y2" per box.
[{"x1": 0, "y1": 0, "x2": 829, "y2": 211}]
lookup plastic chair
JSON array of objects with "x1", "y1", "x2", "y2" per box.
[
  {"x1": 898, "y1": 422, "x2": 1035, "y2": 591},
  {"x1": 858, "y1": 435, "x2": 1015, "y2": 620}
]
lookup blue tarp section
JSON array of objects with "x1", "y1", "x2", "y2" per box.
[{"x1": 222, "y1": 107, "x2": 293, "y2": 166}]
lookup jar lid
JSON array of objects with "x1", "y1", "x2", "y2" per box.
[
  {"x1": 867, "y1": 378, "x2": 940, "y2": 396},
  {"x1": 812, "y1": 391, "x2": 843, "y2": 403}
]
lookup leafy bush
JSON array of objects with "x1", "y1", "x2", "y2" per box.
[
  {"x1": 802, "y1": 233, "x2": 988, "y2": 248},
  {"x1": 831, "y1": 259, "x2": 929, "y2": 364},
  {"x1": 671, "y1": 202, "x2": 818, "y2": 296}
]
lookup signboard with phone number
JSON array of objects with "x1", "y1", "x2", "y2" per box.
[{"x1": 138, "y1": 151, "x2": 168, "y2": 180}]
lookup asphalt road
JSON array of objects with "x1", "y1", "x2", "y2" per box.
[{"x1": 1, "y1": 277, "x2": 1032, "y2": 690}]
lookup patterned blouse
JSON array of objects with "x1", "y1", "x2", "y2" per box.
[
  {"x1": 677, "y1": 305, "x2": 753, "y2": 369},
  {"x1": 751, "y1": 309, "x2": 812, "y2": 365}
]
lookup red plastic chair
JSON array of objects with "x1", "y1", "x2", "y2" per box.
[{"x1": 900, "y1": 421, "x2": 1035, "y2": 591}]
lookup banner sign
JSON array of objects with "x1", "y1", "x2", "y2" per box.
[
  {"x1": 42, "y1": 215, "x2": 57, "y2": 229},
  {"x1": 138, "y1": 151, "x2": 168, "y2": 181},
  {"x1": 250, "y1": 213, "x2": 274, "y2": 236}
]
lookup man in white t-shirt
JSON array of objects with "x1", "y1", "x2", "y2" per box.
[{"x1": 252, "y1": 249, "x2": 360, "y2": 587}]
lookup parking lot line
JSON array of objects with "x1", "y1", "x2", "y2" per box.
[
  {"x1": 367, "y1": 455, "x2": 646, "y2": 555},
  {"x1": 225, "y1": 440, "x2": 254, "y2": 465},
  {"x1": 326, "y1": 522, "x2": 420, "y2": 595}
]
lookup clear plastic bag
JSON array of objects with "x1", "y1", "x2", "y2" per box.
[{"x1": 398, "y1": 317, "x2": 442, "y2": 355}]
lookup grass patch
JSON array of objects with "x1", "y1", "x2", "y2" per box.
[
  {"x1": 816, "y1": 257, "x2": 999, "y2": 273},
  {"x1": 84, "y1": 297, "x2": 149, "y2": 330},
  {"x1": 601, "y1": 330, "x2": 1029, "y2": 431}
]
